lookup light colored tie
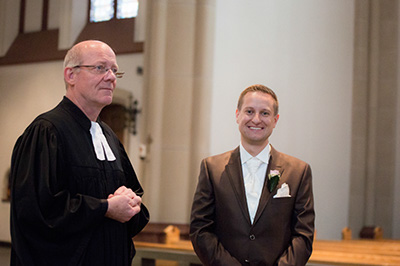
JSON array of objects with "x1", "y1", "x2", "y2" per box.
[
  {"x1": 89, "y1": 121, "x2": 116, "y2": 161},
  {"x1": 245, "y1": 157, "x2": 262, "y2": 223}
]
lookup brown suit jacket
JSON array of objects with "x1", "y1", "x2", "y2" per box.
[{"x1": 190, "y1": 146, "x2": 315, "y2": 266}]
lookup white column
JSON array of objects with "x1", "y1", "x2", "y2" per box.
[
  {"x1": 141, "y1": 0, "x2": 215, "y2": 223},
  {"x1": 58, "y1": 0, "x2": 87, "y2": 50},
  {"x1": 394, "y1": 2, "x2": 400, "y2": 238}
]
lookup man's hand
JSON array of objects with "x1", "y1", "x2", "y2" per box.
[{"x1": 105, "y1": 186, "x2": 142, "y2": 223}]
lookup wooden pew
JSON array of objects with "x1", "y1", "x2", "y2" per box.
[
  {"x1": 310, "y1": 250, "x2": 400, "y2": 266},
  {"x1": 132, "y1": 225, "x2": 201, "y2": 266},
  {"x1": 314, "y1": 239, "x2": 400, "y2": 257},
  {"x1": 310, "y1": 239, "x2": 400, "y2": 265},
  {"x1": 132, "y1": 240, "x2": 201, "y2": 266},
  {"x1": 132, "y1": 224, "x2": 400, "y2": 266},
  {"x1": 132, "y1": 239, "x2": 400, "y2": 266}
]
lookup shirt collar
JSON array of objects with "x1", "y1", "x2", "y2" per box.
[{"x1": 240, "y1": 143, "x2": 271, "y2": 165}]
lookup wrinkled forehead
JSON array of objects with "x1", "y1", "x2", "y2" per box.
[{"x1": 80, "y1": 43, "x2": 117, "y2": 65}]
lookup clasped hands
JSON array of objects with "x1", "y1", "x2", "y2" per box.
[{"x1": 105, "y1": 186, "x2": 142, "y2": 223}]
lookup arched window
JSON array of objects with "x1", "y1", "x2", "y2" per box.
[{"x1": 90, "y1": 0, "x2": 139, "y2": 22}]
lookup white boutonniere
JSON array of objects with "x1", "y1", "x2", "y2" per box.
[{"x1": 267, "y1": 170, "x2": 280, "y2": 192}]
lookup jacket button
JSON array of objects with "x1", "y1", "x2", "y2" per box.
[
  {"x1": 244, "y1": 259, "x2": 250, "y2": 263},
  {"x1": 249, "y1": 234, "x2": 255, "y2": 240}
]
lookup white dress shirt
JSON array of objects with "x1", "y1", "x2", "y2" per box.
[{"x1": 240, "y1": 143, "x2": 270, "y2": 223}]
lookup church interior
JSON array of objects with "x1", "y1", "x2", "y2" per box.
[{"x1": 0, "y1": 0, "x2": 400, "y2": 265}]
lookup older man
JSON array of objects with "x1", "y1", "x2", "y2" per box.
[{"x1": 10, "y1": 40, "x2": 149, "y2": 266}]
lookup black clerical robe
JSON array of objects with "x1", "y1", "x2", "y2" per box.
[{"x1": 10, "y1": 97, "x2": 149, "y2": 266}]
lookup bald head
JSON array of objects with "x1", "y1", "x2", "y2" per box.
[{"x1": 64, "y1": 40, "x2": 116, "y2": 69}]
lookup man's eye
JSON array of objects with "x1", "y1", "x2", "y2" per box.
[
  {"x1": 112, "y1": 68, "x2": 118, "y2": 74},
  {"x1": 262, "y1": 112, "x2": 269, "y2": 116},
  {"x1": 95, "y1": 65, "x2": 106, "y2": 72}
]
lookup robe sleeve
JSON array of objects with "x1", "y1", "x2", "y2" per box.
[
  {"x1": 118, "y1": 141, "x2": 150, "y2": 237},
  {"x1": 10, "y1": 120, "x2": 108, "y2": 262}
]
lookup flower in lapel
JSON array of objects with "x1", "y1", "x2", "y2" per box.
[{"x1": 267, "y1": 170, "x2": 280, "y2": 192}]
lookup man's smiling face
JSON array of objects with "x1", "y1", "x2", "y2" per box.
[{"x1": 236, "y1": 91, "x2": 279, "y2": 148}]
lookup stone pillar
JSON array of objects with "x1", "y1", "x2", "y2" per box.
[
  {"x1": 58, "y1": 0, "x2": 87, "y2": 49},
  {"x1": 0, "y1": 0, "x2": 20, "y2": 56},
  {"x1": 349, "y1": 0, "x2": 398, "y2": 238},
  {"x1": 141, "y1": 0, "x2": 216, "y2": 223}
]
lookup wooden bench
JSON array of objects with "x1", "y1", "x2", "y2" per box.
[
  {"x1": 132, "y1": 239, "x2": 400, "y2": 266},
  {"x1": 132, "y1": 225, "x2": 201, "y2": 266},
  {"x1": 132, "y1": 241, "x2": 201, "y2": 266},
  {"x1": 132, "y1": 224, "x2": 400, "y2": 266},
  {"x1": 310, "y1": 239, "x2": 400, "y2": 265},
  {"x1": 314, "y1": 239, "x2": 400, "y2": 257}
]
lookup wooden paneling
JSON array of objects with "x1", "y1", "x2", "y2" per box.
[
  {"x1": 0, "y1": 19, "x2": 143, "y2": 66},
  {"x1": 74, "y1": 18, "x2": 143, "y2": 54}
]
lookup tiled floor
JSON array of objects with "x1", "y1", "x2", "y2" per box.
[{"x1": 0, "y1": 246, "x2": 11, "y2": 266}]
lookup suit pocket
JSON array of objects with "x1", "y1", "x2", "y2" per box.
[
  {"x1": 271, "y1": 197, "x2": 293, "y2": 204},
  {"x1": 269, "y1": 197, "x2": 294, "y2": 217}
]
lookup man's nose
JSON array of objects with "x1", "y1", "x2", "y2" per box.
[
  {"x1": 104, "y1": 69, "x2": 117, "y2": 80},
  {"x1": 252, "y1": 113, "x2": 261, "y2": 123}
]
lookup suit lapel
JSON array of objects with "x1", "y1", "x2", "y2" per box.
[
  {"x1": 225, "y1": 147, "x2": 252, "y2": 224},
  {"x1": 253, "y1": 145, "x2": 284, "y2": 224}
]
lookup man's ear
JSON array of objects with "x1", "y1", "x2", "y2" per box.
[
  {"x1": 64, "y1": 67, "x2": 76, "y2": 85},
  {"x1": 235, "y1": 109, "x2": 239, "y2": 124},
  {"x1": 273, "y1": 114, "x2": 280, "y2": 128}
]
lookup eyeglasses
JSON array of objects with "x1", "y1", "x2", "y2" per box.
[{"x1": 73, "y1": 65, "x2": 125, "y2": 78}]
